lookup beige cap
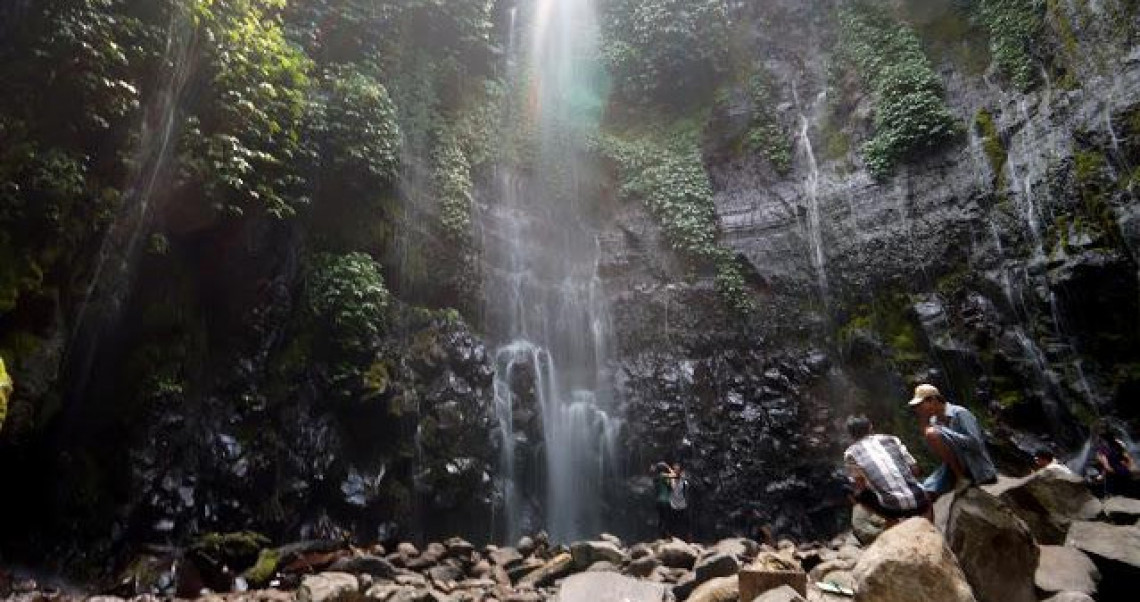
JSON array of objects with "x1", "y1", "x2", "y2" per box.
[{"x1": 908, "y1": 383, "x2": 942, "y2": 406}]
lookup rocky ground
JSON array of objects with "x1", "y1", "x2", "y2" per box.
[{"x1": 3, "y1": 472, "x2": 1139, "y2": 602}]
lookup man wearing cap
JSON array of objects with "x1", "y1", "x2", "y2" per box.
[{"x1": 909, "y1": 384, "x2": 997, "y2": 496}]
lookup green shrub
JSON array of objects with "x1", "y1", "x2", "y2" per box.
[
  {"x1": 180, "y1": 0, "x2": 313, "y2": 218},
  {"x1": 747, "y1": 73, "x2": 793, "y2": 175},
  {"x1": 316, "y1": 66, "x2": 402, "y2": 184},
  {"x1": 306, "y1": 252, "x2": 391, "y2": 353},
  {"x1": 432, "y1": 129, "x2": 473, "y2": 243},
  {"x1": 599, "y1": 0, "x2": 729, "y2": 104},
  {"x1": 838, "y1": 2, "x2": 960, "y2": 179},
  {"x1": 979, "y1": 0, "x2": 1045, "y2": 91}
]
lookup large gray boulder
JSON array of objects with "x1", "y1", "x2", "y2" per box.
[
  {"x1": 1103, "y1": 496, "x2": 1140, "y2": 524},
  {"x1": 655, "y1": 539, "x2": 699, "y2": 569},
  {"x1": 557, "y1": 572, "x2": 667, "y2": 602},
  {"x1": 1065, "y1": 521, "x2": 1140, "y2": 568},
  {"x1": 752, "y1": 585, "x2": 806, "y2": 602},
  {"x1": 852, "y1": 518, "x2": 975, "y2": 602},
  {"x1": 685, "y1": 575, "x2": 738, "y2": 602},
  {"x1": 570, "y1": 540, "x2": 626, "y2": 569},
  {"x1": 996, "y1": 472, "x2": 1102, "y2": 544},
  {"x1": 693, "y1": 552, "x2": 741, "y2": 584},
  {"x1": 297, "y1": 572, "x2": 359, "y2": 602},
  {"x1": 946, "y1": 487, "x2": 1038, "y2": 602},
  {"x1": 327, "y1": 556, "x2": 398, "y2": 580},
  {"x1": 1035, "y1": 546, "x2": 1100, "y2": 597}
]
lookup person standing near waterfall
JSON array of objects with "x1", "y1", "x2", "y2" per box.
[
  {"x1": 652, "y1": 462, "x2": 675, "y2": 537},
  {"x1": 909, "y1": 384, "x2": 997, "y2": 497},
  {"x1": 668, "y1": 462, "x2": 692, "y2": 540}
]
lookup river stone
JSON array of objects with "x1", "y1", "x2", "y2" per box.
[
  {"x1": 693, "y1": 552, "x2": 741, "y2": 583},
  {"x1": 1065, "y1": 520, "x2": 1140, "y2": 567},
  {"x1": 1103, "y1": 496, "x2": 1140, "y2": 524},
  {"x1": 626, "y1": 555, "x2": 661, "y2": 577},
  {"x1": 711, "y1": 537, "x2": 755, "y2": 559},
  {"x1": 328, "y1": 555, "x2": 397, "y2": 579},
  {"x1": 297, "y1": 572, "x2": 359, "y2": 602},
  {"x1": 600, "y1": 533, "x2": 623, "y2": 547},
  {"x1": 570, "y1": 540, "x2": 626, "y2": 569},
  {"x1": 753, "y1": 585, "x2": 806, "y2": 602},
  {"x1": 397, "y1": 543, "x2": 419, "y2": 558},
  {"x1": 425, "y1": 564, "x2": 463, "y2": 584},
  {"x1": 685, "y1": 575, "x2": 738, "y2": 602},
  {"x1": 517, "y1": 552, "x2": 574, "y2": 587},
  {"x1": 516, "y1": 536, "x2": 536, "y2": 556},
  {"x1": 489, "y1": 547, "x2": 523, "y2": 568},
  {"x1": 422, "y1": 543, "x2": 447, "y2": 562},
  {"x1": 997, "y1": 471, "x2": 1102, "y2": 544},
  {"x1": 656, "y1": 539, "x2": 698, "y2": 569},
  {"x1": 629, "y1": 543, "x2": 652, "y2": 559},
  {"x1": 557, "y1": 572, "x2": 667, "y2": 602},
  {"x1": 946, "y1": 487, "x2": 1037, "y2": 602},
  {"x1": 1035, "y1": 546, "x2": 1100, "y2": 596},
  {"x1": 852, "y1": 518, "x2": 976, "y2": 602},
  {"x1": 444, "y1": 538, "x2": 475, "y2": 558},
  {"x1": 507, "y1": 558, "x2": 545, "y2": 583}
]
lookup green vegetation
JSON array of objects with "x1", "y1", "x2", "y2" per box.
[
  {"x1": 979, "y1": 0, "x2": 1045, "y2": 91},
  {"x1": 180, "y1": 0, "x2": 313, "y2": 219},
  {"x1": 305, "y1": 252, "x2": 392, "y2": 353},
  {"x1": 599, "y1": 121, "x2": 754, "y2": 312},
  {"x1": 838, "y1": 2, "x2": 960, "y2": 179},
  {"x1": 599, "y1": 0, "x2": 729, "y2": 105},
  {"x1": 241, "y1": 547, "x2": 280, "y2": 587},
  {"x1": 974, "y1": 109, "x2": 1007, "y2": 189},
  {"x1": 746, "y1": 73, "x2": 793, "y2": 175},
  {"x1": 840, "y1": 292, "x2": 925, "y2": 368},
  {"x1": 433, "y1": 129, "x2": 474, "y2": 243},
  {"x1": 315, "y1": 66, "x2": 401, "y2": 185}
]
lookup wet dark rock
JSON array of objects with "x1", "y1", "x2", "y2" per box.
[{"x1": 327, "y1": 555, "x2": 397, "y2": 580}]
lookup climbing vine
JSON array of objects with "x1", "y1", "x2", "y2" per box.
[
  {"x1": 305, "y1": 252, "x2": 392, "y2": 354},
  {"x1": 314, "y1": 66, "x2": 402, "y2": 185},
  {"x1": 432, "y1": 129, "x2": 474, "y2": 243},
  {"x1": 838, "y1": 2, "x2": 960, "y2": 179}
]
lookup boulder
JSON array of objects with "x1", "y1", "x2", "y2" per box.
[
  {"x1": 517, "y1": 552, "x2": 575, "y2": 587},
  {"x1": 588, "y1": 561, "x2": 619, "y2": 572},
  {"x1": 1035, "y1": 546, "x2": 1099, "y2": 597},
  {"x1": 489, "y1": 547, "x2": 523, "y2": 568},
  {"x1": 693, "y1": 552, "x2": 741, "y2": 583},
  {"x1": 570, "y1": 540, "x2": 626, "y2": 569},
  {"x1": 752, "y1": 585, "x2": 806, "y2": 602},
  {"x1": 425, "y1": 564, "x2": 463, "y2": 584},
  {"x1": 851, "y1": 504, "x2": 886, "y2": 546},
  {"x1": 599, "y1": 533, "x2": 624, "y2": 547},
  {"x1": 328, "y1": 556, "x2": 398, "y2": 580},
  {"x1": 739, "y1": 565, "x2": 806, "y2": 601},
  {"x1": 397, "y1": 543, "x2": 419, "y2": 558},
  {"x1": 297, "y1": 572, "x2": 359, "y2": 602},
  {"x1": 557, "y1": 572, "x2": 667, "y2": 602},
  {"x1": 852, "y1": 518, "x2": 975, "y2": 602},
  {"x1": 1040, "y1": 594, "x2": 1095, "y2": 602},
  {"x1": 443, "y1": 537, "x2": 474, "y2": 558},
  {"x1": 626, "y1": 556, "x2": 661, "y2": 578},
  {"x1": 711, "y1": 537, "x2": 756, "y2": 559},
  {"x1": 1065, "y1": 521, "x2": 1140, "y2": 568},
  {"x1": 1103, "y1": 496, "x2": 1140, "y2": 524},
  {"x1": 685, "y1": 575, "x2": 738, "y2": 602},
  {"x1": 656, "y1": 539, "x2": 698, "y2": 569},
  {"x1": 507, "y1": 558, "x2": 545, "y2": 583},
  {"x1": 946, "y1": 487, "x2": 1037, "y2": 602},
  {"x1": 996, "y1": 472, "x2": 1102, "y2": 544}
]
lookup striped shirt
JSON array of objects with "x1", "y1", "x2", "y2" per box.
[{"x1": 844, "y1": 434, "x2": 924, "y2": 511}]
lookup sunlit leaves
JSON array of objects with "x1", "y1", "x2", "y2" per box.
[{"x1": 180, "y1": 0, "x2": 313, "y2": 218}]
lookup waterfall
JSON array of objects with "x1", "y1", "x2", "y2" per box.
[
  {"x1": 64, "y1": 6, "x2": 196, "y2": 409},
  {"x1": 482, "y1": 0, "x2": 621, "y2": 544},
  {"x1": 797, "y1": 116, "x2": 829, "y2": 300}
]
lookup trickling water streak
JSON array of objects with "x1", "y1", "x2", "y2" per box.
[
  {"x1": 66, "y1": 7, "x2": 196, "y2": 404},
  {"x1": 798, "y1": 116, "x2": 828, "y2": 299}
]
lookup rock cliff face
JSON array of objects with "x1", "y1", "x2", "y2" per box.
[{"x1": 599, "y1": 0, "x2": 1140, "y2": 538}]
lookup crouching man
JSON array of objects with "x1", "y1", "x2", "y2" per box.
[
  {"x1": 908, "y1": 384, "x2": 998, "y2": 497},
  {"x1": 844, "y1": 414, "x2": 932, "y2": 526}
]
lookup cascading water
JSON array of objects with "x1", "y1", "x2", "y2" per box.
[
  {"x1": 797, "y1": 115, "x2": 829, "y2": 299},
  {"x1": 481, "y1": 0, "x2": 622, "y2": 543},
  {"x1": 65, "y1": 6, "x2": 196, "y2": 408}
]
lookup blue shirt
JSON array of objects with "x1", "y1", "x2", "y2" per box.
[{"x1": 922, "y1": 403, "x2": 998, "y2": 494}]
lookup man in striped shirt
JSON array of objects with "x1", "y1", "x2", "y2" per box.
[{"x1": 843, "y1": 415, "x2": 931, "y2": 524}]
